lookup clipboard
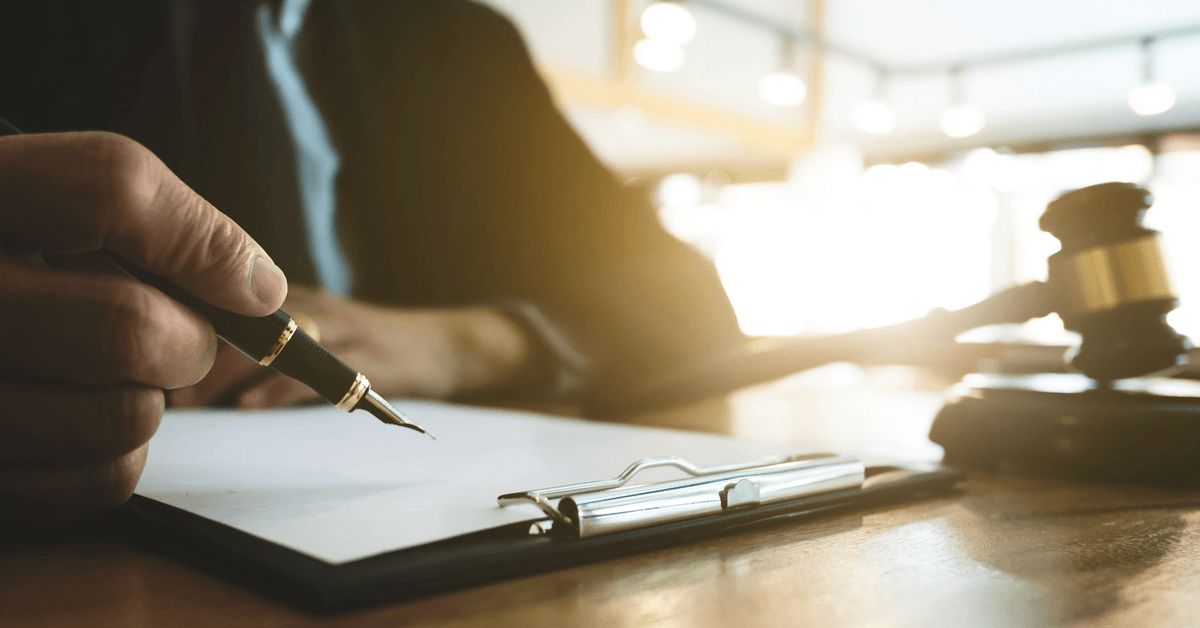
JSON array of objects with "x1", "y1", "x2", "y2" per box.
[{"x1": 115, "y1": 402, "x2": 964, "y2": 612}]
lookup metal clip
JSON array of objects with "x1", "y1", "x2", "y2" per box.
[{"x1": 499, "y1": 453, "x2": 864, "y2": 537}]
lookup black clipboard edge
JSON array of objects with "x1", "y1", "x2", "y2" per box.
[{"x1": 111, "y1": 465, "x2": 965, "y2": 613}]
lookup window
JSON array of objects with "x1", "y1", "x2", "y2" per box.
[{"x1": 657, "y1": 138, "x2": 1200, "y2": 343}]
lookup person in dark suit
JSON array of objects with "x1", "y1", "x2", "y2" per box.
[{"x1": 0, "y1": 0, "x2": 742, "y2": 519}]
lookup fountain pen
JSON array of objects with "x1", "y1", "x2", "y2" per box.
[
  {"x1": 0, "y1": 116, "x2": 433, "y2": 438},
  {"x1": 106, "y1": 254, "x2": 434, "y2": 439}
]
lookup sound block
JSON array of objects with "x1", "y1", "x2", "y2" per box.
[{"x1": 929, "y1": 373, "x2": 1200, "y2": 487}]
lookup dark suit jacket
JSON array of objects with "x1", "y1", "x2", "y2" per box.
[{"x1": 2, "y1": 0, "x2": 743, "y2": 414}]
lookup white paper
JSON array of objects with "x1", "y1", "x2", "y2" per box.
[{"x1": 136, "y1": 401, "x2": 807, "y2": 564}]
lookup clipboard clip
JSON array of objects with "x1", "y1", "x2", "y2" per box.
[{"x1": 498, "y1": 453, "x2": 865, "y2": 537}]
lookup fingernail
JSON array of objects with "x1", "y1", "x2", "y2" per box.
[{"x1": 249, "y1": 256, "x2": 287, "y2": 308}]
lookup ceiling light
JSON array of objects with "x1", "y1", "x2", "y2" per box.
[
  {"x1": 1128, "y1": 83, "x2": 1177, "y2": 116},
  {"x1": 1128, "y1": 37, "x2": 1176, "y2": 116},
  {"x1": 759, "y1": 72, "x2": 807, "y2": 107},
  {"x1": 941, "y1": 67, "x2": 985, "y2": 138},
  {"x1": 940, "y1": 104, "x2": 986, "y2": 138},
  {"x1": 634, "y1": 38, "x2": 685, "y2": 72},
  {"x1": 854, "y1": 68, "x2": 896, "y2": 134},
  {"x1": 758, "y1": 37, "x2": 806, "y2": 107},
  {"x1": 641, "y1": 2, "x2": 696, "y2": 46}
]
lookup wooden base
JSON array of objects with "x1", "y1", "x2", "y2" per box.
[{"x1": 930, "y1": 373, "x2": 1200, "y2": 486}]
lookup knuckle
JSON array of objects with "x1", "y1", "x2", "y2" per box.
[
  {"x1": 165, "y1": 299, "x2": 219, "y2": 387},
  {"x1": 97, "y1": 386, "x2": 163, "y2": 458},
  {"x1": 95, "y1": 281, "x2": 160, "y2": 383},
  {"x1": 95, "y1": 280, "x2": 214, "y2": 387},
  {"x1": 78, "y1": 132, "x2": 156, "y2": 223},
  {"x1": 78, "y1": 447, "x2": 148, "y2": 517},
  {"x1": 0, "y1": 447, "x2": 147, "y2": 521},
  {"x1": 174, "y1": 203, "x2": 252, "y2": 284}
]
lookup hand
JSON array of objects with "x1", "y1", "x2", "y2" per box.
[
  {"x1": 168, "y1": 287, "x2": 537, "y2": 409},
  {"x1": 0, "y1": 132, "x2": 287, "y2": 520}
]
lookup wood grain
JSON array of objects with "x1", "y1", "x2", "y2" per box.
[{"x1": 4, "y1": 366, "x2": 1199, "y2": 628}]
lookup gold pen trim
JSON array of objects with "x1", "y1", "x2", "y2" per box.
[
  {"x1": 336, "y1": 372, "x2": 371, "y2": 412},
  {"x1": 259, "y1": 318, "x2": 298, "y2": 366}
]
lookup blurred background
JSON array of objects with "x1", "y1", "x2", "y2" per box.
[{"x1": 479, "y1": 0, "x2": 1200, "y2": 353}]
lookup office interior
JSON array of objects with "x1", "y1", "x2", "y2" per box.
[
  {"x1": 8, "y1": 1, "x2": 1200, "y2": 626},
  {"x1": 482, "y1": 0, "x2": 1200, "y2": 432}
]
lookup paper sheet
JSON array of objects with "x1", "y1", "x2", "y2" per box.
[{"x1": 136, "y1": 401, "x2": 807, "y2": 564}]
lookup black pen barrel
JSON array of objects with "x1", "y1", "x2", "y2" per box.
[
  {"x1": 4, "y1": 118, "x2": 359, "y2": 409},
  {"x1": 5, "y1": 117, "x2": 429, "y2": 435},
  {"x1": 268, "y1": 329, "x2": 361, "y2": 406},
  {"x1": 103, "y1": 252, "x2": 360, "y2": 408}
]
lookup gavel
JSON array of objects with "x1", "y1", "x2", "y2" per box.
[
  {"x1": 1040, "y1": 182, "x2": 1190, "y2": 383},
  {"x1": 591, "y1": 181, "x2": 1191, "y2": 417}
]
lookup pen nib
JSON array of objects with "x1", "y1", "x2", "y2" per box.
[{"x1": 359, "y1": 389, "x2": 436, "y2": 440}]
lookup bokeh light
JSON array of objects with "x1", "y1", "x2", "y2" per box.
[
  {"x1": 1127, "y1": 82, "x2": 1177, "y2": 116},
  {"x1": 758, "y1": 72, "x2": 807, "y2": 107},
  {"x1": 634, "y1": 38, "x2": 685, "y2": 72},
  {"x1": 640, "y1": 2, "x2": 696, "y2": 46},
  {"x1": 940, "y1": 104, "x2": 986, "y2": 138}
]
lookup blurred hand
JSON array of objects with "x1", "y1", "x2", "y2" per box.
[
  {"x1": 168, "y1": 286, "x2": 537, "y2": 409},
  {"x1": 0, "y1": 132, "x2": 287, "y2": 520}
]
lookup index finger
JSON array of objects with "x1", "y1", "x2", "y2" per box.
[{"x1": 0, "y1": 132, "x2": 287, "y2": 315}]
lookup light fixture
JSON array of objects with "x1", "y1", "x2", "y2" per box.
[
  {"x1": 640, "y1": 2, "x2": 696, "y2": 46},
  {"x1": 633, "y1": 2, "x2": 693, "y2": 72},
  {"x1": 1128, "y1": 36, "x2": 1176, "y2": 116},
  {"x1": 759, "y1": 37, "x2": 806, "y2": 107},
  {"x1": 634, "y1": 38, "x2": 685, "y2": 72},
  {"x1": 853, "y1": 68, "x2": 896, "y2": 134},
  {"x1": 941, "y1": 104, "x2": 986, "y2": 138},
  {"x1": 940, "y1": 67, "x2": 985, "y2": 138},
  {"x1": 759, "y1": 72, "x2": 807, "y2": 107},
  {"x1": 1129, "y1": 83, "x2": 1177, "y2": 116}
]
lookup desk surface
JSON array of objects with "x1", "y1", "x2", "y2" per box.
[{"x1": 4, "y1": 366, "x2": 1200, "y2": 628}]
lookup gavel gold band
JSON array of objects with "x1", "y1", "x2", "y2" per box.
[
  {"x1": 259, "y1": 318, "x2": 298, "y2": 366},
  {"x1": 336, "y1": 372, "x2": 371, "y2": 412},
  {"x1": 1055, "y1": 235, "x2": 1176, "y2": 314}
]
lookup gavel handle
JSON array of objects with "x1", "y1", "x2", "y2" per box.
[{"x1": 588, "y1": 281, "x2": 1053, "y2": 417}]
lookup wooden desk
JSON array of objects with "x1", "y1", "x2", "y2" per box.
[{"x1": 4, "y1": 366, "x2": 1200, "y2": 627}]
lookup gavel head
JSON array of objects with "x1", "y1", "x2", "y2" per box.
[{"x1": 1040, "y1": 181, "x2": 1192, "y2": 383}]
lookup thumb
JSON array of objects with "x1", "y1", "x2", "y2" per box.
[{"x1": 0, "y1": 132, "x2": 286, "y2": 315}]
